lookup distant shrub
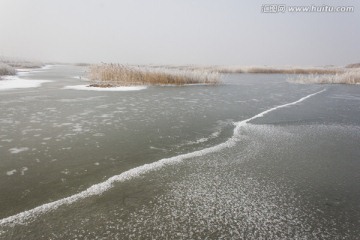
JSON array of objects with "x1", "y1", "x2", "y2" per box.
[
  {"x1": 75, "y1": 63, "x2": 91, "y2": 67},
  {"x1": 0, "y1": 56, "x2": 43, "y2": 69},
  {"x1": 345, "y1": 63, "x2": 360, "y2": 68},
  {"x1": 0, "y1": 63, "x2": 16, "y2": 76}
]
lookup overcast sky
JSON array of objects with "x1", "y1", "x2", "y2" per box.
[{"x1": 0, "y1": 0, "x2": 359, "y2": 66}]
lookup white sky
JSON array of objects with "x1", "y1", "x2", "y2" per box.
[{"x1": 0, "y1": 0, "x2": 359, "y2": 66}]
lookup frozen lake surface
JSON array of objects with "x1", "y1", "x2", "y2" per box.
[{"x1": 0, "y1": 65, "x2": 359, "y2": 239}]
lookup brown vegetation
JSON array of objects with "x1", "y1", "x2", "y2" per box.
[{"x1": 88, "y1": 64, "x2": 220, "y2": 86}]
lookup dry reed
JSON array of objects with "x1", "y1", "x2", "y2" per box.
[
  {"x1": 289, "y1": 69, "x2": 360, "y2": 84},
  {"x1": 88, "y1": 64, "x2": 220, "y2": 87}
]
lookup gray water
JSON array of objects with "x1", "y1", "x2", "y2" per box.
[{"x1": 0, "y1": 65, "x2": 359, "y2": 239}]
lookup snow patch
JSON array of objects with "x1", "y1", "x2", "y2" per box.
[
  {"x1": 0, "y1": 76, "x2": 51, "y2": 90},
  {"x1": 9, "y1": 147, "x2": 29, "y2": 154},
  {"x1": 63, "y1": 85, "x2": 147, "y2": 91},
  {"x1": 6, "y1": 170, "x2": 17, "y2": 176},
  {"x1": 20, "y1": 167, "x2": 28, "y2": 176}
]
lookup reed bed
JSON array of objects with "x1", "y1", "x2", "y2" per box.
[
  {"x1": 88, "y1": 64, "x2": 220, "y2": 87},
  {"x1": 142, "y1": 64, "x2": 343, "y2": 75},
  {"x1": 213, "y1": 66, "x2": 342, "y2": 74},
  {"x1": 289, "y1": 69, "x2": 360, "y2": 84}
]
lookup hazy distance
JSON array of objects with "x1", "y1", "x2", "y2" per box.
[{"x1": 0, "y1": 0, "x2": 359, "y2": 66}]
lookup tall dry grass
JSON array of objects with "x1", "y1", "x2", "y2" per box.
[
  {"x1": 289, "y1": 69, "x2": 360, "y2": 84},
  {"x1": 88, "y1": 64, "x2": 220, "y2": 86}
]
